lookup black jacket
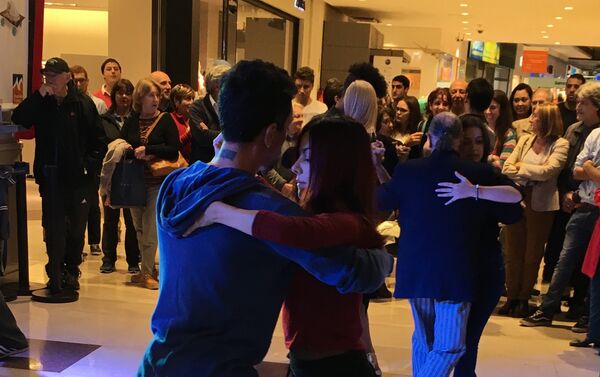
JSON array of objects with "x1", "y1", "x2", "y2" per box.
[
  {"x1": 188, "y1": 95, "x2": 221, "y2": 163},
  {"x1": 120, "y1": 112, "x2": 180, "y2": 161},
  {"x1": 12, "y1": 83, "x2": 106, "y2": 186},
  {"x1": 101, "y1": 110, "x2": 130, "y2": 142}
]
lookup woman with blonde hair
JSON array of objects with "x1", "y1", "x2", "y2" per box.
[
  {"x1": 501, "y1": 103, "x2": 569, "y2": 316},
  {"x1": 120, "y1": 78, "x2": 180, "y2": 289},
  {"x1": 343, "y1": 80, "x2": 378, "y2": 135}
]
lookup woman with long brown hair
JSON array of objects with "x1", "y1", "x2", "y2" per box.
[
  {"x1": 486, "y1": 90, "x2": 517, "y2": 169},
  {"x1": 185, "y1": 116, "x2": 383, "y2": 376}
]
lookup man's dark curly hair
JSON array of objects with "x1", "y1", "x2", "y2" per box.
[{"x1": 343, "y1": 62, "x2": 388, "y2": 99}]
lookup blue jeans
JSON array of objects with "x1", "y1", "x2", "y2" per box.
[
  {"x1": 453, "y1": 264, "x2": 504, "y2": 377},
  {"x1": 540, "y1": 206, "x2": 598, "y2": 316}
]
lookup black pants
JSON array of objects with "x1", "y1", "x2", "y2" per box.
[
  {"x1": 290, "y1": 350, "x2": 376, "y2": 377},
  {"x1": 40, "y1": 181, "x2": 91, "y2": 278},
  {"x1": 0, "y1": 290, "x2": 27, "y2": 349},
  {"x1": 101, "y1": 206, "x2": 140, "y2": 267},
  {"x1": 86, "y1": 177, "x2": 101, "y2": 245}
]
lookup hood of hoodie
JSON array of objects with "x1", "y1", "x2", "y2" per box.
[{"x1": 157, "y1": 161, "x2": 263, "y2": 238}]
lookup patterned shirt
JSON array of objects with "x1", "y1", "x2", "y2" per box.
[{"x1": 575, "y1": 127, "x2": 600, "y2": 205}]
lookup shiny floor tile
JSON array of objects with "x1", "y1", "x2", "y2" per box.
[
  {"x1": 0, "y1": 339, "x2": 100, "y2": 372},
  {"x1": 0, "y1": 180, "x2": 598, "y2": 376}
]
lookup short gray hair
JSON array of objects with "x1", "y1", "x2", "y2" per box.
[
  {"x1": 205, "y1": 62, "x2": 232, "y2": 92},
  {"x1": 533, "y1": 87, "x2": 553, "y2": 102},
  {"x1": 576, "y1": 82, "x2": 600, "y2": 111},
  {"x1": 429, "y1": 112, "x2": 463, "y2": 152}
]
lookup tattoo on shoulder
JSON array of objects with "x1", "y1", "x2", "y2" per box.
[{"x1": 219, "y1": 149, "x2": 237, "y2": 160}]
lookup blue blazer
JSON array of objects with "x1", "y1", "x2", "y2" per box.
[{"x1": 378, "y1": 150, "x2": 522, "y2": 302}]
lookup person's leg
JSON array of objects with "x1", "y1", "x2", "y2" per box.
[
  {"x1": 290, "y1": 351, "x2": 377, "y2": 377},
  {"x1": 543, "y1": 210, "x2": 570, "y2": 282},
  {"x1": 0, "y1": 290, "x2": 27, "y2": 353},
  {"x1": 418, "y1": 300, "x2": 470, "y2": 377},
  {"x1": 539, "y1": 209, "x2": 598, "y2": 317},
  {"x1": 409, "y1": 298, "x2": 435, "y2": 377},
  {"x1": 123, "y1": 208, "x2": 141, "y2": 269},
  {"x1": 86, "y1": 177, "x2": 101, "y2": 253},
  {"x1": 519, "y1": 210, "x2": 554, "y2": 302},
  {"x1": 454, "y1": 268, "x2": 504, "y2": 377},
  {"x1": 40, "y1": 184, "x2": 67, "y2": 291},
  {"x1": 101, "y1": 205, "x2": 119, "y2": 266},
  {"x1": 139, "y1": 185, "x2": 159, "y2": 276},
  {"x1": 503, "y1": 220, "x2": 526, "y2": 302},
  {"x1": 64, "y1": 184, "x2": 91, "y2": 282},
  {"x1": 588, "y1": 265, "x2": 600, "y2": 342}
]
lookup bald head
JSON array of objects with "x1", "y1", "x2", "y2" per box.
[
  {"x1": 150, "y1": 71, "x2": 172, "y2": 100},
  {"x1": 532, "y1": 88, "x2": 553, "y2": 113},
  {"x1": 450, "y1": 80, "x2": 468, "y2": 115}
]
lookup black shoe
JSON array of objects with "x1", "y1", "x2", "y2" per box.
[
  {"x1": 520, "y1": 310, "x2": 552, "y2": 327},
  {"x1": 498, "y1": 299, "x2": 517, "y2": 316},
  {"x1": 571, "y1": 315, "x2": 589, "y2": 333},
  {"x1": 0, "y1": 344, "x2": 28, "y2": 359},
  {"x1": 100, "y1": 261, "x2": 116, "y2": 274},
  {"x1": 566, "y1": 304, "x2": 585, "y2": 320},
  {"x1": 569, "y1": 338, "x2": 599, "y2": 348},
  {"x1": 127, "y1": 265, "x2": 140, "y2": 274},
  {"x1": 62, "y1": 271, "x2": 80, "y2": 290},
  {"x1": 514, "y1": 300, "x2": 532, "y2": 318},
  {"x1": 90, "y1": 244, "x2": 102, "y2": 256}
]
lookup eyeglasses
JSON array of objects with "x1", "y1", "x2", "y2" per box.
[{"x1": 73, "y1": 78, "x2": 88, "y2": 84}]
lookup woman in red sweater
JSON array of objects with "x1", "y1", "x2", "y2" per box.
[
  {"x1": 169, "y1": 84, "x2": 194, "y2": 161},
  {"x1": 186, "y1": 116, "x2": 384, "y2": 376}
]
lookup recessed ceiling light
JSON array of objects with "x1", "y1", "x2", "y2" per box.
[
  {"x1": 386, "y1": 23, "x2": 392, "y2": 26},
  {"x1": 555, "y1": 16, "x2": 563, "y2": 20},
  {"x1": 555, "y1": 41, "x2": 561, "y2": 45},
  {"x1": 463, "y1": 27, "x2": 468, "y2": 30},
  {"x1": 467, "y1": 38, "x2": 472, "y2": 41},
  {"x1": 461, "y1": 12, "x2": 469, "y2": 16},
  {"x1": 541, "y1": 30, "x2": 547, "y2": 33},
  {"x1": 462, "y1": 20, "x2": 469, "y2": 24},
  {"x1": 465, "y1": 32, "x2": 472, "y2": 35},
  {"x1": 547, "y1": 24, "x2": 554, "y2": 27},
  {"x1": 564, "y1": 6, "x2": 574, "y2": 10},
  {"x1": 543, "y1": 35, "x2": 549, "y2": 39},
  {"x1": 459, "y1": 3, "x2": 468, "y2": 6}
]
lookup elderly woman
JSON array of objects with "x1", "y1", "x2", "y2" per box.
[
  {"x1": 501, "y1": 104, "x2": 569, "y2": 317},
  {"x1": 189, "y1": 62, "x2": 232, "y2": 163},
  {"x1": 169, "y1": 84, "x2": 195, "y2": 161},
  {"x1": 120, "y1": 78, "x2": 180, "y2": 289}
]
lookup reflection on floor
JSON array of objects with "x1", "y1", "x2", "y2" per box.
[{"x1": 0, "y1": 180, "x2": 598, "y2": 376}]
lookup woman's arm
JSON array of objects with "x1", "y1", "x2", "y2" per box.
[
  {"x1": 436, "y1": 171, "x2": 522, "y2": 205},
  {"x1": 184, "y1": 201, "x2": 382, "y2": 249},
  {"x1": 517, "y1": 137, "x2": 569, "y2": 181}
]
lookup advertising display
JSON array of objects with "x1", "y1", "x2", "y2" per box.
[{"x1": 469, "y1": 41, "x2": 500, "y2": 65}]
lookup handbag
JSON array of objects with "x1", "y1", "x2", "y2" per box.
[
  {"x1": 148, "y1": 152, "x2": 188, "y2": 177},
  {"x1": 110, "y1": 157, "x2": 147, "y2": 208},
  {"x1": 144, "y1": 113, "x2": 189, "y2": 177}
]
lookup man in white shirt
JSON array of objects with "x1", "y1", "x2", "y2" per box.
[
  {"x1": 292, "y1": 66, "x2": 327, "y2": 125},
  {"x1": 93, "y1": 58, "x2": 122, "y2": 109}
]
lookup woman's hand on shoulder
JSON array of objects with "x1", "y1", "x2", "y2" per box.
[
  {"x1": 183, "y1": 201, "x2": 223, "y2": 237},
  {"x1": 435, "y1": 171, "x2": 474, "y2": 205}
]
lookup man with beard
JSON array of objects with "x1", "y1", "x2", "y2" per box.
[
  {"x1": 559, "y1": 74, "x2": 586, "y2": 134},
  {"x1": 150, "y1": 70, "x2": 173, "y2": 112}
]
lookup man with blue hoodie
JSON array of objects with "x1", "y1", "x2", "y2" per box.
[{"x1": 137, "y1": 60, "x2": 394, "y2": 377}]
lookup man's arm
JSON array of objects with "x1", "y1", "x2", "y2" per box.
[{"x1": 11, "y1": 91, "x2": 45, "y2": 129}]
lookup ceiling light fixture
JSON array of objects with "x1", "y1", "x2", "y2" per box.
[
  {"x1": 459, "y1": 3, "x2": 468, "y2": 6},
  {"x1": 555, "y1": 16, "x2": 563, "y2": 20},
  {"x1": 462, "y1": 20, "x2": 469, "y2": 24},
  {"x1": 465, "y1": 32, "x2": 472, "y2": 35},
  {"x1": 541, "y1": 30, "x2": 546, "y2": 33},
  {"x1": 555, "y1": 42, "x2": 561, "y2": 45},
  {"x1": 547, "y1": 24, "x2": 554, "y2": 27},
  {"x1": 542, "y1": 35, "x2": 549, "y2": 39},
  {"x1": 461, "y1": 12, "x2": 469, "y2": 16},
  {"x1": 386, "y1": 23, "x2": 392, "y2": 26},
  {"x1": 564, "y1": 6, "x2": 574, "y2": 10}
]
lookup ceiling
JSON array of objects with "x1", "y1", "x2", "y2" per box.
[{"x1": 325, "y1": 0, "x2": 600, "y2": 48}]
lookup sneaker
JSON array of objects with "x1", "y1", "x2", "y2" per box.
[
  {"x1": 100, "y1": 261, "x2": 116, "y2": 274},
  {"x1": 366, "y1": 352, "x2": 382, "y2": 376},
  {"x1": 90, "y1": 244, "x2": 102, "y2": 256},
  {"x1": 520, "y1": 310, "x2": 552, "y2": 327},
  {"x1": 128, "y1": 265, "x2": 140, "y2": 274},
  {"x1": 572, "y1": 315, "x2": 589, "y2": 333},
  {"x1": 0, "y1": 345, "x2": 28, "y2": 359}
]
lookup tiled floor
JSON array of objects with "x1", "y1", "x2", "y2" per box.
[{"x1": 0, "y1": 180, "x2": 599, "y2": 376}]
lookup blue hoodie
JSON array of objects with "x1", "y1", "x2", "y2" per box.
[{"x1": 138, "y1": 162, "x2": 393, "y2": 377}]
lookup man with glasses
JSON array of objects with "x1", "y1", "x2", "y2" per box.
[
  {"x1": 70, "y1": 65, "x2": 107, "y2": 116},
  {"x1": 12, "y1": 57, "x2": 106, "y2": 294}
]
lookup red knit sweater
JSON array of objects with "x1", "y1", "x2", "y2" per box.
[{"x1": 252, "y1": 211, "x2": 384, "y2": 356}]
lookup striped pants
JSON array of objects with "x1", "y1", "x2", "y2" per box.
[{"x1": 409, "y1": 298, "x2": 471, "y2": 377}]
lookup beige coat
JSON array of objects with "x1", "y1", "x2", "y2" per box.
[
  {"x1": 513, "y1": 117, "x2": 532, "y2": 140},
  {"x1": 502, "y1": 134, "x2": 569, "y2": 211}
]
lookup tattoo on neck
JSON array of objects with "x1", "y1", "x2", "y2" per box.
[{"x1": 219, "y1": 149, "x2": 237, "y2": 160}]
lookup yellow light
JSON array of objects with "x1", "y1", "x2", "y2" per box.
[
  {"x1": 547, "y1": 24, "x2": 554, "y2": 28},
  {"x1": 461, "y1": 12, "x2": 469, "y2": 16},
  {"x1": 564, "y1": 6, "x2": 574, "y2": 10},
  {"x1": 462, "y1": 20, "x2": 469, "y2": 24},
  {"x1": 555, "y1": 16, "x2": 563, "y2": 20},
  {"x1": 459, "y1": 3, "x2": 468, "y2": 6}
]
